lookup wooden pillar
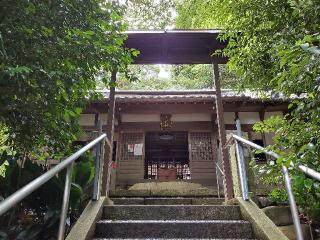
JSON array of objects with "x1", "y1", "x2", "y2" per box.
[
  {"x1": 259, "y1": 111, "x2": 267, "y2": 146},
  {"x1": 101, "y1": 70, "x2": 117, "y2": 196},
  {"x1": 109, "y1": 108, "x2": 121, "y2": 191},
  {"x1": 94, "y1": 113, "x2": 99, "y2": 127},
  {"x1": 212, "y1": 64, "x2": 234, "y2": 200}
]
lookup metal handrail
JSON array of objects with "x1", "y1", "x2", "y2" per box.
[
  {"x1": 230, "y1": 120, "x2": 320, "y2": 240},
  {"x1": 234, "y1": 120, "x2": 249, "y2": 200},
  {"x1": 215, "y1": 162, "x2": 224, "y2": 198},
  {"x1": 232, "y1": 134, "x2": 320, "y2": 181},
  {"x1": 0, "y1": 129, "x2": 107, "y2": 240},
  {"x1": 215, "y1": 163, "x2": 225, "y2": 176}
]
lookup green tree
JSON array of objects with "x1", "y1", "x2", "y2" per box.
[
  {"x1": 174, "y1": 0, "x2": 238, "y2": 89},
  {"x1": 172, "y1": 65, "x2": 212, "y2": 89},
  {"x1": 124, "y1": 0, "x2": 176, "y2": 30},
  {"x1": 177, "y1": 0, "x2": 320, "y2": 220},
  {"x1": 0, "y1": 1, "x2": 134, "y2": 238},
  {"x1": 0, "y1": 0, "x2": 133, "y2": 157},
  {"x1": 117, "y1": 65, "x2": 177, "y2": 90},
  {"x1": 176, "y1": 0, "x2": 220, "y2": 29},
  {"x1": 116, "y1": 64, "x2": 238, "y2": 90},
  {"x1": 172, "y1": 64, "x2": 238, "y2": 89}
]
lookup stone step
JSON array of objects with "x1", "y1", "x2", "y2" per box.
[
  {"x1": 104, "y1": 205, "x2": 242, "y2": 220},
  {"x1": 95, "y1": 220, "x2": 253, "y2": 239},
  {"x1": 111, "y1": 197, "x2": 224, "y2": 205},
  {"x1": 110, "y1": 189, "x2": 219, "y2": 198},
  {"x1": 94, "y1": 238, "x2": 257, "y2": 240}
]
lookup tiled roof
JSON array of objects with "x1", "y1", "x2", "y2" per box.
[{"x1": 97, "y1": 89, "x2": 294, "y2": 103}]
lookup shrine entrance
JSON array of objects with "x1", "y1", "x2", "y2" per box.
[{"x1": 144, "y1": 131, "x2": 190, "y2": 180}]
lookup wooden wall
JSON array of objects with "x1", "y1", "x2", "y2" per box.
[
  {"x1": 189, "y1": 131, "x2": 218, "y2": 186},
  {"x1": 116, "y1": 132, "x2": 145, "y2": 186},
  {"x1": 114, "y1": 129, "x2": 219, "y2": 187},
  {"x1": 79, "y1": 102, "x2": 287, "y2": 188}
]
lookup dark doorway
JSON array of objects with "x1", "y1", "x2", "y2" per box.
[
  {"x1": 252, "y1": 139, "x2": 267, "y2": 163},
  {"x1": 145, "y1": 131, "x2": 190, "y2": 179}
]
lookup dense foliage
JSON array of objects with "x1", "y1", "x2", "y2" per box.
[
  {"x1": 116, "y1": 64, "x2": 210, "y2": 90},
  {"x1": 0, "y1": 0, "x2": 133, "y2": 156},
  {"x1": 0, "y1": 152, "x2": 95, "y2": 239},
  {"x1": 117, "y1": 64, "x2": 237, "y2": 90},
  {"x1": 124, "y1": 0, "x2": 176, "y2": 30},
  {"x1": 172, "y1": 64, "x2": 238, "y2": 89},
  {"x1": 0, "y1": 0, "x2": 133, "y2": 238},
  {"x1": 177, "y1": 0, "x2": 320, "y2": 220}
]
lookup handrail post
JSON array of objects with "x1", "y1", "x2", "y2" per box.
[
  {"x1": 215, "y1": 165, "x2": 220, "y2": 198},
  {"x1": 57, "y1": 163, "x2": 74, "y2": 240},
  {"x1": 93, "y1": 120, "x2": 103, "y2": 200},
  {"x1": 235, "y1": 118, "x2": 250, "y2": 200},
  {"x1": 282, "y1": 165, "x2": 303, "y2": 240}
]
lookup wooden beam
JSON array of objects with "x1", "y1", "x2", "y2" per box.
[
  {"x1": 101, "y1": 70, "x2": 116, "y2": 196},
  {"x1": 223, "y1": 102, "x2": 289, "y2": 112},
  {"x1": 81, "y1": 123, "x2": 255, "y2": 133},
  {"x1": 117, "y1": 102, "x2": 213, "y2": 114},
  {"x1": 83, "y1": 101, "x2": 289, "y2": 114},
  {"x1": 118, "y1": 103, "x2": 214, "y2": 114},
  {"x1": 213, "y1": 64, "x2": 234, "y2": 200},
  {"x1": 119, "y1": 121, "x2": 213, "y2": 132}
]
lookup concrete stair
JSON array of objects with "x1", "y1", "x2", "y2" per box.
[
  {"x1": 93, "y1": 198, "x2": 256, "y2": 239},
  {"x1": 104, "y1": 205, "x2": 242, "y2": 220},
  {"x1": 111, "y1": 197, "x2": 224, "y2": 205}
]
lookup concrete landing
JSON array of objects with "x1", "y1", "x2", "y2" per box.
[{"x1": 112, "y1": 181, "x2": 222, "y2": 197}]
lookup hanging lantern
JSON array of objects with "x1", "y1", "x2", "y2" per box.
[{"x1": 160, "y1": 114, "x2": 173, "y2": 130}]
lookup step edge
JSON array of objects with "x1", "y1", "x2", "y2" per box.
[
  {"x1": 93, "y1": 239, "x2": 257, "y2": 240},
  {"x1": 97, "y1": 219, "x2": 250, "y2": 224},
  {"x1": 104, "y1": 204, "x2": 236, "y2": 208}
]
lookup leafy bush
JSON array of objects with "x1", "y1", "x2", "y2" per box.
[
  {"x1": 177, "y1": 0, "x2": 320, "y2": 221},
  {"x1": 0, "y1": 150, "x2": 95, "y2": 239},
  {"x1": 254, "y1": 113, "x2": 320, "y2": 221}
]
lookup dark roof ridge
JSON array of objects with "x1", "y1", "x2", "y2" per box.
[
  {"x1": 94, "y1": 89, "x2": 298, "y2": 103},
  {"x1": 97, "y1": 89, "x2": 216, "y2": 95}
]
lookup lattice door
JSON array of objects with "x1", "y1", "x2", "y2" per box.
[
  {"x1": 188, "y1": 131, "x2": 216, "y2": 183},
  {"x1": 189, "y1": 132, "x2": 214, "y2": 161},
  {"x1": 118, "y1": 132, "x2": 144, "y2": 161},
  {"x1": 116, "y1": 132, "x2": 145, "y2": 185}
]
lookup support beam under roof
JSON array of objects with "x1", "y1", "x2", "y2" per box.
[{"x1": 124, "y1": 30, "x2": 228, "y2": 64}]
